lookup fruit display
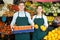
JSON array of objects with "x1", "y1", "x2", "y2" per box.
[
  {"x1": 47, "y1": 16, "x2": 54, "y2": 21},
  {"x1": 25, "y1": 2, "x2": 36, "y2": 18},
  {"x1": 3, "y1": 0, "x2": 13, "y2": 4},
  {"x1": 3, "y1": 11, "x2": 14, "y2": 17},
  {"x1": 0, "y1": 11, "x2": 4, "y2": 17},
  {"x1": 33, "y1": 2, "x2": 40, "y2": 7},
  {"x1": 44, "y1": 27, "x2": 60, "y2": 40},
  {"x1": 40, "y1": 25, "x2": 47, "y2": 31},
  {"x1": 53, "y1": 13, "x2": 58, "y2": 16},
  {"x1": 1, "y1": 25, "x2": 11, "y2": 35},
  {"x1": 25, "y1": 2, "x2": 39, "y2": 18},
  {"x1": 26, "y1": 10, "x2": 34, "y2": 18},
  {"x1": 0, "y1": 1, "x2": 60, "y2": 40},
  {"x1": 7, "y1": 4, "x2": 19, "y2": 11},
  {"x1": 0, "y1": 21, "x2": 5, "y2": 32},
  {"x1": 46, "y1": 16, "x2": 54, "y2": 25},
  {"x1": 30, "y1": 4, "x2": 36, "y2": 9},
  {"x1": 25, "y1": 2, "x2": 60, "y2": 16},
  {"x1": 0, "y1": 4, "x2": 4, "y2": 10},
  {"x1": 0, "y1": 21, "x2": 11, "y2": 35},
  {"x1": 25, "y1": 1, "x2": 31, "y2": 6}
]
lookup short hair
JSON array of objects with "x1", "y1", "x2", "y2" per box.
[{"x1": 18, "y1": 1, "x2": 25, "y2": 5}]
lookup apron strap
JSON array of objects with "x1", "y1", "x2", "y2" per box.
[
  {"x1": 18, "y1": 12, "x2": 19, "y2": 17},
  {"x1": 25, "y1": 12, "x2": 27, "y2": 17},
  {"x1": 18, "y1": 12, "x2": 27, "y2": 17},
  {"x1": 35, "y1": 14, "x2": 43, "y2": 18}
]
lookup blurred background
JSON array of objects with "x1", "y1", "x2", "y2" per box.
[{"x1": 0, "y1": 0, "x2": 60, "y2": 40}]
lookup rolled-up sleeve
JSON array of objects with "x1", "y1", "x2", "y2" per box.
[
  {"x1": 10, "y1": 12, "x2": 18, "y2": 27},
  {"x1": 32, "y1": 15, "x2": 36, "y2": 21},
  {"x1": 43, "y1": 15, "x2": 48, "y2": 28},
  {"x1": 26, "y1": 12, "x2": 34, "y2": 25}
]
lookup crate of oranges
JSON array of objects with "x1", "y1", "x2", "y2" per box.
[{"x1": 12, "y1": 26, "x2": 34, "y2": 34}]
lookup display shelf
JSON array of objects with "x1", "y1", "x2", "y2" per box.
[{"x1": 45, "y1": 13, "x2": 60, "y2": 16}]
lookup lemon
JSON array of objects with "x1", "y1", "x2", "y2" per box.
[
  {"x1": 54, "y1": 33, "x2": 58, "y2": 39},
  {"x1": 34, "y1": 24, "x2": 38, "y2": 29},
  {"x1": 57, "y1": 31, "x2": 60, "y2": 35},
  {"x1": 55, "y1": 39, "x2": 59, "y2": 40},
  {"x1": 51, "y1": 37, "x2": 55, "y2": 40},
  {"x1": 44, "y1": 36, "x2": 47, "y2": 39},
  {"x1": 48, "y1": 38, "x2": 51, "y2": 40},
  {"x1": 52, "y1": 30, "x2": 56, "y2": 34},
  {"x1": 58, "y1": 35, "x2": 60, "y2": 39},
  {"x1": 51, "y1": 34, "x2": 54, "y2": 37},
  {"x1": 48, "y1": 33, "x2": 52, "y2": 37},
  {"x1": 53, "y1": 13, "x2": 57, "y2": 16},
  {"x1": 47, "y1": 36, "x2": 51, "y2": 39},
  {"x1": 40, "y1": 25, "x2": 46, "y2": 31}
]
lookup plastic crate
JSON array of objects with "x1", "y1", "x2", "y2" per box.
[{"x1": 12, "y1": 26, "x2": 34, "y2": 34}]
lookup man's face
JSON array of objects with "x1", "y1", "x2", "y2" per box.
[{"x1": 18, "y1": 3, "x2": 25, "y2": 11}]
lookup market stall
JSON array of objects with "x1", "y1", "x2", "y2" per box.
[{"x1": 0, "y1": 0, "x2": 60, "y2": 40}]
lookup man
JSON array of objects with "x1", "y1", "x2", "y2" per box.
[{"x1": 10, "y1": 2, "x2": 34, "y2": 40}]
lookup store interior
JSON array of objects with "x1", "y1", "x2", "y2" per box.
[{"x1": 0, "y1": 0, "x2": 60, "y2": 40}]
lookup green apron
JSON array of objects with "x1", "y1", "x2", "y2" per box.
[
  {"x1": 15, "y1": 12, "x2": 30, "y2": 40},
  {"x1": 32, "y1": 16, "x2": 47, "y2": 40}
]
